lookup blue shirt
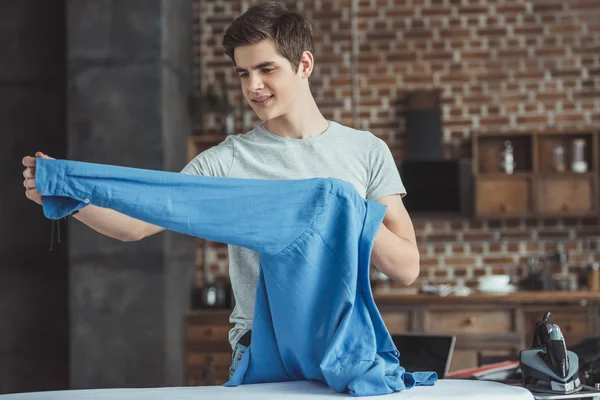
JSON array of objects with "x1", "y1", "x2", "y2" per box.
[{"x1": 36, "y1": 158, "x2": 437, "y2": 396}]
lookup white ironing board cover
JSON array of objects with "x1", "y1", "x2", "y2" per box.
[{"x1": 0, "y1": 379, "x2": 534, "y2": 400}]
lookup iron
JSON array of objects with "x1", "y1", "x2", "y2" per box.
[{"x1": 520, "y1": 312, "x2": 583, "y2": 395}]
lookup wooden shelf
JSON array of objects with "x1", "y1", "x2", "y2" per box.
[
  {"x1": 535, "y1": 171, "x2": 596, "y2": 178},
  {"x1": 472, "y1": 129, "x2": 600, "y2": 218},
  {"x1": 476, "y1": 126, "x2": 598, "y2": 136},
  {"x1": 475, "y1": 172, "x2": 533, "y2": 179}
]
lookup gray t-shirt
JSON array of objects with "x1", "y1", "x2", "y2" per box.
[{"x1": 181, "y1": 121, "x2": 406, "y2": 349}]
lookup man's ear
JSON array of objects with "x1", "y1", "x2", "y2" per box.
[{"x1": 298, "y1": 51, "x2": 314, "y2": 79}]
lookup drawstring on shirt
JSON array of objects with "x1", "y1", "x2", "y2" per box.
[
  {"x1": 49, "y1": 210, "x2": 79, "y2": 251},
  {"x1": 49, "y1": 219, "x2": 62, "y2": 251}
]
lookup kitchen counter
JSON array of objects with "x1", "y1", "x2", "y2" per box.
[
  {"x1": 186, "y1": 291, "x2": 600, "y2": 316},
  {"x1": 184, "y1": 290, "x2": 600, "y2": 384},
  {"x1": 373, "y1": 291, "x2": 600, "y2": 306}
]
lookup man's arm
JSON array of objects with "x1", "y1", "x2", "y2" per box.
[
  {"x1": 370, "y1": 194, "x2": 420, "y2": 285},
  {"x1": 23, "y1": 153, "x2": 164, "y2": 242},
  {"x1": 71, "y1": 205, "x2": 165, "y2": 242}
]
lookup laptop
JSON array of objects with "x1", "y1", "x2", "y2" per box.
[{"x1": 391, "y1": 333, "x2": 456, "y2": 378}]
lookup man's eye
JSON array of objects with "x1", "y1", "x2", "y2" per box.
[
  {"x1": 262, "y1": 68, "x2": 274, "y2": 73},
  {"x1": 238, "y1": 73, "x2": 248, "y2": 79}
]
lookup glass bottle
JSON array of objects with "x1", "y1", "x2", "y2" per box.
[
  {"x1": 552, "y1": 143, "x2": 565, "y2": 172},
  {"x1": 501, "y1": 140, "x2": 515, "y2": 175},
  {"x1": 571, "y1": 138, "x2": 587, "y2": 173}
]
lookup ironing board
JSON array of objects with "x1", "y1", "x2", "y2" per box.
[{"x1": 0, "y1": 379, "x2": 534, "y2": 400}]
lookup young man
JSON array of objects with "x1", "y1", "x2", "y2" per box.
[{"x1": 22, "y1": 1, "x2": 419, "y2": 377}]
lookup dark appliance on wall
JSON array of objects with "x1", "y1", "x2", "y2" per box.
[{"x1": 399, "y1": 90, "x2": 473, "y2": 217}]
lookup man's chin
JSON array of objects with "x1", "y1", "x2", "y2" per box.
[{"x1": 254, "y1": 109, "x2": 281, "y2": 122}]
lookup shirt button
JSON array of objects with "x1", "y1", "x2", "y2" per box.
[
  {"x1": 84, "y1": 198, "x2": 90, "y2": 203},
  {"x1": 237, "y1": 353, "x2": 243, "y2": 360}
]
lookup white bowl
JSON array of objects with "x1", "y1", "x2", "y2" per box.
[{"x1": 478, "y1": 275, "x2": 511, "y2": 290}]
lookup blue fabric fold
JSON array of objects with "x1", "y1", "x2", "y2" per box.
[{"x1": 36, "y1": 158, "x2": 437, "y2": 396}]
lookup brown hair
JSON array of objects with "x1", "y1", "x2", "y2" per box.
[{"x1": 222, "y1": 1, "x2": 315, "y2": 71}]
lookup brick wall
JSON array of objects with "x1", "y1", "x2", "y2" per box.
[{"x1": 191, "y1": 0, "x2": 600, "y2": 290}]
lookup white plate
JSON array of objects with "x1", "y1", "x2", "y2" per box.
[{"x1": 477, "y1": 284, "x2": 517, "y2": 294}]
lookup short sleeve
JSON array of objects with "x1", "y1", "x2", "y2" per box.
[
  {"x1": 365, "y1": 137, "x2": 406, "y2": 201},
  {"x1": 181, "y1": 136, "x2": 235, "y2": 177}
]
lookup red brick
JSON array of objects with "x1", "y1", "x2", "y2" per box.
[
  {"x1": 366, "y1": 76, "x2": 397, "y2": 85},
  {"x1": 445, "y1": 257, "x2": 477, "y2": 266},
  {"x1": 403, "y1": 74, "x2": 434, "y2": 84},
  {"x1": 330, "y1": 78, "x2": 352, "y2": 86},
  {"x1": 426, "y1": 233, "x2": 459, "y2": 242},
  {"x1": 460, "y1": 50, "x2": 494, "y2": 61},
  {"x1": 507, "y1": 242, "x2": 520, "y2": 252},
  {"x1": 387, "y1": 9, "x2": 416, "y2": 17},
  {"x1": 500, "y1": 231, "x2": 533, "y2": 240},
  {"x1": 430, "y1": 18, "x2": 447, "y2": 28},
  {"x1": 421, "y1": 51, "x2": 452, "y2": 61},
  {"x1": 459, "y1": 6, "x2": 489, "y2": 14},
  {"x1": 440, "y1": 28, "x2": 473, "y2": 38},
  {"x1": 514, "y1": 71, "x2": 545, "y2": 79},
  {"x1": 550, "y1": 25, "x2": 583, "y2": 34},
  {"x1": 516, "y1": 115, "x2": 549, "y2": 124},
  {"x1": 513, "y1": 26, "x2": 545, "y2": 36},
  {"x1": 569, "y1": 1, "x2": 600, "y2": 10},
  {"x1": 433, "y1": 245, "x2": 447, "y2": 255},
  {"x1": 463, "y1": 232, "x2": 495, "y2": 241},
  {"x1": 573, "y1": 46, "x2": 600, "y2": 55},
  {"x1": 387, "y1": 52, "x2": 418, "y2": 62},
  {"x1": 477, "y1": 27, "x2": 508, "y2": 36},
  {"x1": 422, "y1": 8, "x2": 454, "y2": 16},
  {"x1": 554, "y1": 113, "x2": 588, "y2": 122},
  {"x1": 366, "y1": 32, "x2": 397, "y2": 41},
  {"x1": 448, "y1": 17, "x2": 462, "y2": 27},
  {"x1": 404, "y1": 30, "x2": 434, "y2": 39},
  {"x1": 538, "y1": 230, "x2": 570, "y2": 239},
  {"x1": 533, "y1": 4, "x2": 563, "y2": 12},
  {"x1": 496, "y1": 5, "x2": 528, "y2": 13},
  {"x1": 537, "y1": 94, "x2": 568, "y2": 103},
  {"x1": 357, "y1": 54, "x2": 381, "y2": 63},
  {"x1": 452, "y1": 245, "x2": 466, "y2": 254},
  {"x1": 480, "y1": 117, "x2": 511, "y2": 126},
  {"x1": 356, "y1": 10, "x2": 378, "y2": 18},
  {"x1": 470, "y1": 244, "x2": 484, "y2": 253}
]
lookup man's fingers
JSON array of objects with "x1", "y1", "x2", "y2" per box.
[
  {"x1": 23, "y1": 168, "x2": 35, "y2": 179},
  {"x1": 25, "y1": 188, "x2": 42, "y2": 204},
  {"x1": 22, "y1": 156, "x2": 36, "y2": 168},
  {"x1": 23, "y1": 178, "x2": 37, "y2": 190},
  {"x1": 37, "y1": 152, "x2": 55, "y2": 160}
]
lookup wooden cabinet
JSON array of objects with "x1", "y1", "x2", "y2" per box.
[
  {"x1": 380, "y1": 310, "x2": 415, "y2": 333},
  {"x1": 185, "y1": 310, "x2": 232, "y2": 386},
  {"x1": 472, "y1": 128, "x2": 599, "y2": 218},
  {"x1": 424, "y1": 307, "x2": 518, "y2": 335},
  {"x1": 375, "y1": 292, "x2": 600, "y2": 375},
  {"x1": 184, "y1": 293, "x2": 600, "y2": 385},
  {"x1": 475, "y1": 176, "x2": 532, "y2": 216},
  {"x1": 536, "y1": 175, "x2": 595, "y2": 215}
]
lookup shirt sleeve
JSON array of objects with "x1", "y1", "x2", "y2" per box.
[
  {"x1": 180, "y1": 137, "x2": 234, "y2": 177},
  {"x1": 35, "y1": 158, "x2": 333, "y2": 255},
  {"x1": 365, "y1": 137, "x2": 406, "y2": 201}
]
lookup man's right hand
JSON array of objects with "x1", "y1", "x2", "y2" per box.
[
  {"x1": 21, "y1": 152, "x2": 165, "y2": 241},
  {"x1": 22, "y1": 152, "x2": 54, "y2": 205}
]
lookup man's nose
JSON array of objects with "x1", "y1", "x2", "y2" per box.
[{"x1": 248, "y1": 74, "x2": 264, "y2": 91}]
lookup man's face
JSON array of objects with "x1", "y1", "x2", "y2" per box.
[{"x1": 234, "y1": 39, "x2": 302, "y2": 121}]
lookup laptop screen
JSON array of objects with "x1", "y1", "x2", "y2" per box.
[{"x1": 391, "y1": 333, "x2": 456, "y2": 378}]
